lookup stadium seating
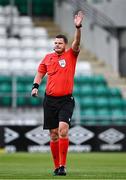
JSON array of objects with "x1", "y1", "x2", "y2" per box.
[
  {"x1": 0, "y1": 3, "x2": 126, "y2": 126},
  {"x1": 20, "y1": 16, "x2": 33, "y2": 27},
  {"x1": 0, "y1": 4, "x2": 53, "y2": 76},
  {"x1": 0, "y1": 72, "x2": 126, "y2": 125},
  {"x1": 0, "y1": 48, "x2": 8, "y2": 59},
  {"x1": 80, "y1": 97, "x2": 95, "y2": 109},
  {"x1": 0, "y1": 27, "x2": 6, "y2": 37},
  {"x1": 20, "y1": 38, "x2": 34, "y2": 49},
  {"x1": 7, "y1": 38, "x2": 20, "y2": 49},
  {"x1": 109, "y1": 97, "x2": 124, "y2": 109},
  {"x1": 80, "y1": 85, "x2": 94, "y2": 97},
  {"x1": 0, "y1": 0, "x2": 54, "y2": 16},
  {"x1": 32, "y1": 0, "x2": 53, "y2": 16},
  {"x1": 73, "y1": 75, "x2": 126, "y2": 125},
  {"x1": 0, "y1": 96, "x2": 12, "y2": 106},
  {"x1": 16, "y1": 75, "x2": 46, "y2": 106},
  {"x1": 0, "y1": 16, "x2": 6, "y2": 26},
  {"x1": 0, "y1": 76, "x2": 12, "y2": 107}
]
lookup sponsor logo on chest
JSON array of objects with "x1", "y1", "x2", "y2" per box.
[{"x1": 58, "y1": 59, "x2": 66, "y2": 67}]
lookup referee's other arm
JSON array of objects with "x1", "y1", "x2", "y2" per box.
[{"x1": 31, "y1": 72, "x2": 45, "y2": 97}]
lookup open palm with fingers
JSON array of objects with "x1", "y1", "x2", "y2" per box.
[{"x1": 74, "y1": 11, "x2": 84, "y2": 27}]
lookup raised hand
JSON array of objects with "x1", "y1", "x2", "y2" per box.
[{"x1": 74, "y1": 11, "x2": 84, "y2": 27}]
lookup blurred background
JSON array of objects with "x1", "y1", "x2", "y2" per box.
[{"x1": 0, "y1": 0, "x2": 126, "y2": 153}]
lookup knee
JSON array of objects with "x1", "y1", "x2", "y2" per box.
[
  {"x1": 59, "y1": 128, "x2": 68, "y2": 138},
  {"x1": 50, "y1": 129, "x2": 59, "y2": 141}
]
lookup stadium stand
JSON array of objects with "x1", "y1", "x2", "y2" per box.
[
  {"x1": 0, "y1": 0, "x2": 53, "y2": 16},
  {"x1": 1, "y1": 72, "x2": 126, "y2": 126},
  {"x1": 0, "y1": 1, "x2": 126, "y2": 127}
]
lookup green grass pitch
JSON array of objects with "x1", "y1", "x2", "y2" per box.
[{"x1": 0, "y1": 152, "x2": 126, "y2": 179}]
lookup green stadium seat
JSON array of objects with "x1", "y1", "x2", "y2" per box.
[
  {"x1": 17, "y1": 76, "x2": 34, "y2": 93},
  {"x1": 32, "y1": 0, "x2": 53, "y2": 16},
  {"x1": 17, "y1": 83, "x2": 25, "y2": 93},
  {"x1": 108, "y1": 88, "x2": 122, "y2": 98},
  {"x1": 29, "y1": 97, "x2": 42, "y2": 106},
  {"x1": 94, "y1": 86, "x2": 109, "y2": 97},
  {"x1": 109, "y1": 98, "x2": 123, "y2": 109},
  {"x1": 80, "y1": 97, "x2": 95, "y2": 109},
  {"x1": 0, "y1": 76, "x2": 12, "y2": 106},
  {"x1": 0, "y1": 83, "x2": 12, "y2": 93},
  {"x1": 74, "y1": 75, "x2": 93, "y2": 85},
  {"x1": 16, "y1": 76, "x2": 46, "y2": 106},
  {"x1": 95, "y1": 97, "x2": 109, "y2": 109},
  {"x1": 0, "y1": 76, "x2": 12, "y2": 82},
  {"x1": 111, "y1": 109, "x2": 124, "y2": 117},
  {"x1": 15, "y1": 0, "x2": 28, "y2": 15},
  {"x1": 111, "y1": 109, "x2": 125, "y2": 125},
  {"x1": 15, "y1": 0, "x2": 27, "y2": 5},
  {"x1": 0, "y1": 0, "x2": 9, "y2": 6},
  {"x1": 81, "y1": 108, "x2": 96, "y2": 117},
  {"x1": 18, "y1": 6, "x2": 27, "y2": 14},
  {"x1": 73, "y1": 85, "x2": 80, "y2": 96},
  {"x1": 39, "y1": 84, "x2": 46, "y2": 96},
  {"x1": 80, "y1": 85, "x2": 94, "y2": 97},
  {"x1": 32, "y1": 6, "x2": 43, "y2": 16},
  {"x1": 0, "y1": 96, "x2": 12, "y2": 106},
  {"x1": 17, "y1": 83, "x2": 32, "y2": 94},
  {"x1": 17, "y1": 97, "x2": 27, "y2": 106},
  {"x1": 0, "y1": 0, "x2": 54, "y2": 16},
  {"x1": 25, "y1": 84, "x2": 32, "y2": 93},
  {"x1": 95, "y1": 109, "x2": 112, "y2": 125},
  {"x1": 93, "y1": 75, "x2": 107, "y2": 86},
  {"x1": 96, "y1": 108, "x2": 111, "y2": 116},
  {"x1": 80, "y1": 108, "x2": 96, "y2": 125},
  {"x1": 17, "y1": 76, "x2": 34, "y2": 83}
]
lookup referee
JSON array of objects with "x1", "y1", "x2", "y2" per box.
[{"x1": 31, "y1": 11, "x2": 84, "y2": 176}]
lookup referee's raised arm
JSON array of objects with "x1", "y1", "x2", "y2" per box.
[{"x1": 72, "y1": 11, "x2": 84, "y2": 53}]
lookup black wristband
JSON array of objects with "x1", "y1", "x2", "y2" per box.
[
  {"x1": 32, "y1": 83, "x2": 39, "y2": 90},
  {"x1": 76, "y1": 24, "x2": 82, "y2": 29}
]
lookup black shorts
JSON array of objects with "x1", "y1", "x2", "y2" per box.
[{"x1": 43, "y1": 94, "x2": 75, "y2": 129}]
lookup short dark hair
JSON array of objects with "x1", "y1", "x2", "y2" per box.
[{"x1": 55, "y1": 34, "x2": 68, "y2": 44}]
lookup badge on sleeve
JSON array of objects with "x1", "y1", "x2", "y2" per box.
[{"x1": 59, "y1": 59, "x2": 66, "y2": 67}]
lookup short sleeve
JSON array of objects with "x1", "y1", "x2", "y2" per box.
[
  {"x1": 38, "y1": 56, "x2": 47, "y2": 74},
  {"x1": 68, "y1": 48, "x2": 80, "y2": 57}
]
